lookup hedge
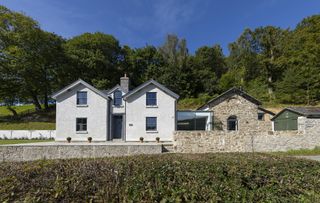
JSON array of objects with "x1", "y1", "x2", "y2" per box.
[{"x1": 0, "y1": 153, "x2": 320, "y2": 202}]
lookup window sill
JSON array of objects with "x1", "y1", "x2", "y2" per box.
[
  {"x1": 146, "y1": 105, "x2": 158, "y2": 108},
  {"x1": 76, "y1": 131, "x2": 88, "y2": 134},
  {"x1": 146, "y1": 131, "x2": 158, "y2": 133},
  {"x1": 77, "y1": 104, "x2": 88, "y2": 107}
]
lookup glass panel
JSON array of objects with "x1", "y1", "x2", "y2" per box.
[
  {"x1": 177, "y1": 112, "x2": 196, "y2": 130},
  {"x1": 194, "y1": 116, "x2": 208, "y2": 130},
  {"x1": 114, "y1": 90, "x2": 122, "y2": 106},
  {"x1": 146, "y1": 92, "x2": 157, "y2": 106},
  {"x1": 177, "y1": 111, "x2": 210, "y2": 131},
  {"x1": 77, "y1": 91, "x2": 87, "y2": 105},
  {"x1": 146, "y1": 117, "x2": 157, "y2": 131},
  {"x1": 76, "y1": 118, "x2": 87, "y2": 131}
]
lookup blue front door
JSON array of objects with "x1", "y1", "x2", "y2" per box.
[{"x1": 113, "y1": 115, "x2": 123, "y2": 139}]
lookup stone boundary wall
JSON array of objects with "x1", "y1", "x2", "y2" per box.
[
  {"x1": 173, "y1": 130, "x2": 319, "y2": 153},
  {"x1": 0, "y1": 144, "x2": 162, "y2": 162},
  {"x1": 0, "y1": 130, "x2": 55, "y2": 139}
]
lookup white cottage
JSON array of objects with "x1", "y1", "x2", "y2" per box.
[{"x1": 51, "y1": 75, "x2": 179, "y2": 142}]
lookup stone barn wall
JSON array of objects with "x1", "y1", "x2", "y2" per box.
[
  {"x1": 174, "y1": 117, "x2": 320, "y2": 153},
  {"x1": 209, "y1": 95, "x2": 272, "y2": 132}
]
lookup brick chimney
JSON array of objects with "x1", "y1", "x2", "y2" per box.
[{"x1": 120, "y1": 74, "x2": 129, "y2": 93}]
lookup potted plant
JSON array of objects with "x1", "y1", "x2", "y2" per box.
[
  {"x1": 139, "y1": 137, "x2": 144, "y2": 143},
  {"x1": 66, "y1": 137, "x2": 71, "y2": 143},
  {"x1": 156, "y1": 137, "x2": 160, "y2": 143},
  {"x1": 88, "y1": 137, "x2": 92, "y2": 143}
]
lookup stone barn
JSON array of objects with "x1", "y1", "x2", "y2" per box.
[{"x1": 197, "y1": 88, "x2": 275, "y2": 132}]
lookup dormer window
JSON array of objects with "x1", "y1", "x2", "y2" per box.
[
  {"x1": 114, "y1": 90, "x2": 122, "y2": 106},
  {"x1": 146, "y1": 92, "x2": 157, "y2": 106},
  {"x1": 77, "y1": 91, "x2": 87, "y2": 105}
]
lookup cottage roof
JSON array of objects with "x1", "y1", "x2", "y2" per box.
[
  {"x1": 271, "y1": 107, "x2": 320, "y2": 120},
  {"x1": 101, "y1": 84, "x2": 126, "y2": 95},
  {"x1": 197, "y1": 87, "x2": 262, "y2": 110},
  {"x1": 51, "y1": 79, "x2": 109, "y2": 100},
  {"x1": 123, "y1": 79, "x2": 179, "y2": 100}
]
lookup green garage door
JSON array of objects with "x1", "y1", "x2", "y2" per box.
[{"x1": 274, "y1": 110, "x2": 299, "y2": 131}]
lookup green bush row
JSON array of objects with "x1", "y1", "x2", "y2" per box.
[{"x1": 0, "y1": 153, "x2": 320, "y2": 202}]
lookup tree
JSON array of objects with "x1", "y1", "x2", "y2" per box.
[
  {"x1": 228, "y1": 27, "x2": 288, "y2": 101},
  {"x1": 157, "y1": 34, "x2": 195, "y2": 97},
  {"x1": 63, "y1": 32, "x2": 123, "y2": 90},
  {"x1": 121, "y1": 45, "x2": 165, "y2": 87},
  {"x1": 191, "y1": 45, "x2": 226, "y2": 95},
  {"x1": 0, "y1": 5, "x2": 65, "y2": 110},
  {"x1": 276, "y1": 15, "x2": 320, "y2": 104}
]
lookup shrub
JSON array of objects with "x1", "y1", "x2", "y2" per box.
[
  {"x1": 0, "y1": 153, "x2": 320, "y2": 202},
  {"x1": 156, "y1": 137, "x2": 160, "y2": 143}
]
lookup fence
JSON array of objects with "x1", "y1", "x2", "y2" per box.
[{"x1": 0, "y1": 130, "x2": 56, "y2": 139}]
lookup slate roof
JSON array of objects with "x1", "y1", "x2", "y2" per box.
[
  {"x1": 271, "y1": 107, "x2": 320, "y2": 120},
  {"x1": 258, "y1": 107, "x2": 276, "y2": 116},
  {"x1": 123, "y1": 79, "x2": 179, "y2": 100},
  {"x1": 101, "y1": 84, "x2": 123, "y2": 95},
  {"x1": 197, "y1": 87, "x2": 262, "y2": 110},
  {"x1": 51, "y1": 79, "x2": 109, "y2": 100}
]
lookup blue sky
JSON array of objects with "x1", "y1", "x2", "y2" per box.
[{"x1": 1, "y1": 0, "x2": 319, "y2": 54}]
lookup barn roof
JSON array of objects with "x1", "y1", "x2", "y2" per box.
[
  {"x1": 271, "y1": 107, "x2": 320, "y2": 120},
  {"x1": 197, "y1": 87, "x2": 262, "y2": 110}
]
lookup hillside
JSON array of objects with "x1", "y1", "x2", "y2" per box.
[
  {"x1": 0, "y1": 153, "x2": 319, "y2": 202},
  {"x1": 0, "y1": 105, "x2": 55, "y2": 130}
]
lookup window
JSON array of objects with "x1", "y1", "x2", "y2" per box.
[
  {"x1": 76, "y1": 118, "x2": 87, "y2": 131},
  {"x1": 77, "y1": 91, "x2": 87, "y2": 105},
  {"x1": 146, "y1": 117, "x2": 157, "y2": 131},
  {"x1": 177, "y1": 111, "x2": 211, "y2": 131},
  {"x1": 114, "y1": 90, "x2": 122, "y2": 106},
  {"x1": 258, "y1": 112, "x2": 265, "y2": 121},
  {"x1": 227, "y1": 116, "x2": 238, "y2": 131},
  {"x1": 146, "y1": 92, "x2": 157, "y2": 106}
]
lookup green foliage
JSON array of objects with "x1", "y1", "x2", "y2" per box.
[
  {"x1": 0, "y1": 122, "x2": 55, "y2": 130},
  {"x1": 0, "y1": 153, "x2": 320, "y2": 202},
  {"x1": 1, "y1": 4, "x2": 320, "y2": 107},
  {"x1": 0, "y1": 105, "x2": 35, "y2": 116},
  {"x1": 0, "y1": 5, "x2": 65, "y2": 111},
  {"x1": 63, "y1": 32, "x2": 122, "y2": 89},
  {"x1": 273, "y1": 146, "x2": 320, "y2": 156},
  {"x1": 0, "y1": 139, "x2": 53, "y2": 145},
  {"x1": 178, "y1": 94, "x2": 213, "y2": 110}
]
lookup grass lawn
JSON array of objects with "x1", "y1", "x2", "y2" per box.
[
  {"x1": 0, "y1": 122, "x2": 55, "y2": 130},
  {"x1": 0, "y1": 105, "x2": 36, "y2": 116},
  {"x1": 0, "y1": 139, "x2": 53, "y2": 145},
  {"x1": 0, "y1": 153, "x2": 320, "y2": 202},
  {"x1": 272, "y1": 146, "x2": 320, "y2": 156}
]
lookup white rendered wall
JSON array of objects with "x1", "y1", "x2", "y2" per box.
[
  {"x1": 125, "y1": 84, "x2": 176, "y2": 142},
  {"x1": 0, "y1": 130, "x2": 56, "y2": 139},
  {"x1": 55, "y1": 84, "x2": 108, "y2": 141}
]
